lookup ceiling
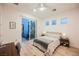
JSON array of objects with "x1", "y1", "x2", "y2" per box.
[{"x1": 1, "y1": 3, "x2": 79, "y2": 19}]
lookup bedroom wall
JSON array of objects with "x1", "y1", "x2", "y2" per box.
[
  {"x1": 0, "y1": 5, "x2": 2, "y2": 43},
  {"x1": 0, "y1": 4, "x2": 42, "y2": 45},
  {"x1": 0, "y1": 4, "x2": 22, "y2": 44},
  {"x1": 37, "y1": 19, "x2": 44, "y2": 37},
  {"x1": 43, "y1": 8, "x2": 79, "y2": 48}
]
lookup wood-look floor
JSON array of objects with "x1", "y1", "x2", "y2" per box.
[
  {"x1": 20, "y1": 40, "x2": 79, "y2": 56},
  {"x1": 20, "y1": 40, "x2": 44, "y2": 56},
  {"x1": 53, "y1": 46, "x2": 79, "y2": 56}
]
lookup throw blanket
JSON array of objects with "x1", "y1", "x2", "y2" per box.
[{"x1": 33, "y1": 38, "x2": 53, "y2": 52}]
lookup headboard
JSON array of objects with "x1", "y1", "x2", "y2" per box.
[
  {"x1": 44, "y1": 32, "x2": 62, "y2": 39},
  {"x1": 46, "y1": 32, "x2": 62, "y2": 35}
]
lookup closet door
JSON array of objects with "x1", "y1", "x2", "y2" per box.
[{"x1": 30, "y1": 20, "x2": 36, "y2": 39}]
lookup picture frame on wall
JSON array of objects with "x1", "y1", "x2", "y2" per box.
[
  {"x1": 45, "y1": 21, "x2": 49, "y2": 26},
  {"x1": 52, "y1": 20, "x2": 56, "y2": 25},
  {"x1": 9, "y1": 21, "x2": 16, "y2": 29},
  {"x1": 61, "y1": 17, "x2": 69, "y2": 24}
]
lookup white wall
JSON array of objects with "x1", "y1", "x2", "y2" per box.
[
  {"x1": 0, "y1": 4, "x2": 22, "y2": 44},
  {"x1": 36, "y1": 19, "x2": 44, "y2": 37},
  {"x1": 0, "y1": 5, "x2": 2, "y2": 42},
  {"x1": 43, "y1": 8, "x2": 79, "y2": 48}
]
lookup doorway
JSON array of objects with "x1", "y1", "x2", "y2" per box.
[
  {"x1": 22, "y1": 18, "x2": 29, "y2": 41},
  {"x1": 22, "y1": 17, "x2": 36, "y2": 41}
]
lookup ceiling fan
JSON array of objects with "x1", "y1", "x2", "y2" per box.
[{"x1": 33, "y1": 3, "x2": 56, "y2": 12}]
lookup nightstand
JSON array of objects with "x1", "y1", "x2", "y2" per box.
[{"x1": 60, "y1": 37, "x2": 70, "y2": 47}]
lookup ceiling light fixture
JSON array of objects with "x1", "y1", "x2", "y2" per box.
[
  {"x1": 39, "y1": 4, "x2": 47, "y2": 11},
  {"x1": 33, "y1": 3, "x2": 47, "y2": 12},
  {"x1": 33, "y1": 9, "x2": 37, "y2": 12}
]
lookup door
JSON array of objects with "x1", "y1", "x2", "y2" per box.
[
  {"x1": 22, "y1": 18, "x2": 29, "y2": 40},
  {"x1": 30, "y1": 20, "x2": 36, "y2": 39}
]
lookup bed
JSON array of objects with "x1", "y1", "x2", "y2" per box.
[{"x1": 20, "y1": 32, "x2": 62, "y2": 56}]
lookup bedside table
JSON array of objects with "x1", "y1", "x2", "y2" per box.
[{"x1": 60, "y1": 37, "x2": 70, "y2": 47}]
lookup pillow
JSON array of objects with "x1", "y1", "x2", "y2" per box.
[{"x1": 44, "y1": 32, "x2": 62, "y2": 39}]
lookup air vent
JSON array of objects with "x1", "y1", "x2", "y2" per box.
[
  {"x1": 13, "y1": 3, "x2": 19, "y2": 5},
  {"x1": 52, "y1": 9, "x2": 56, "y2": 11}
]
